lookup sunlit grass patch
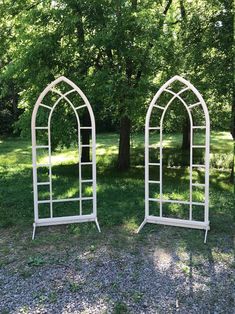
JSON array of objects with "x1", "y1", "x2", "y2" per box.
[
  {"x1": 122, "y1": 217, "x2": 140, "y2": 232},
  {"x1": 0, "y1": 132, "x2": 233, "y2": 233}
]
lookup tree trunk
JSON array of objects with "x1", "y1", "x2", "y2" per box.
[
  {"x1": 81, "y1": 112, "x2": 91, "y2": 162},
  {"x1": 11, "y1": 82, "x2": 19, "y2": 122},
  {"x1": 117, "y1": 115, "x2": 131, "y2": 171},
  {"x1": 230, "y1": 163, "x2": 234, "y2": 184},
  {"x1": 229, "y1": 95, "x2": 234, "y2": 183},
  {"x1": 181, "y1": 116, "x2": 190, "y2": 150}
]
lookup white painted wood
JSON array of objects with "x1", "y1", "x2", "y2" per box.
[
  {"x1": 31, "y1": 76, "x2": 100, "y2": 239},
  {"x1": 137, "y1": 75, "x2": 210, "y2": 243}
]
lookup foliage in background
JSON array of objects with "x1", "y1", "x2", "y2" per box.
[
  {"x1": 0, "y1": 0, "x2": 232, "y2": 133},
  {"x1": 0, "y1": 0, "x2": 233, "y2": 168}
]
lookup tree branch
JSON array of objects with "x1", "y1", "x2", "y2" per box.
[
  {"x1": 163, "y1": 0, "x2": 173, "y2": 15},
  {"x1": 180, "y1": 0, "x2": 187, "y2": 21}
]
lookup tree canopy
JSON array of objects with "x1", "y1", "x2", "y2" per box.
[{"x1": 0, "y1": 0, "x2": 233, "y2": 168}]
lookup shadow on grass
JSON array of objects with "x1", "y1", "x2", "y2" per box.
[
  {"x1": 0, "y1": 158, "x2": 233, "y2": 234},
  {"x1": 0, "y1": 134, "x2": 234, "y2": 312},
  {"x1": 0, "y1": 219, "x2": 234, "y2": 313}
]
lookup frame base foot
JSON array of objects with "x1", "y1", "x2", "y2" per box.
[
  {"x1": 137, "y1": 216, "x2": 210, "y2": 243},
  {"x1": 137, "y1": 219, "x2": 147, "y2": 233},
  {"x1": 32, "y1": 217, "x2": 101, "y2": 240},
  {"x1": 95, "y1": 219, "x2": 101, "y2": 232},
  {"x1": 204, "y1": 228, "x2": 209, "y2": 244},
  {"x1": 32, "y1": 223, "x2": 36, "y2": 240}
]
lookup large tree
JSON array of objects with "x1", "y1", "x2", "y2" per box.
[{"x1": 0, "y1": 0, "x2": 233, "y2": 170}]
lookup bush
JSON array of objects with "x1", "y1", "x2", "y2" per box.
[{"x1": 0, "y1": 108, "x2": 14, "y2": 135}]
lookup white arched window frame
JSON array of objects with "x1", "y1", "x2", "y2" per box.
[
  {"x1": 31, "y1": 76, "x2": 100, "y2": 239},
  {"x1": 137, "y1": 75, "x2": 210, "y2": 243}
]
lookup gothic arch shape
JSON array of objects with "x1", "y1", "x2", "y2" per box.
[
  {"x1": 137, "y1": 75, "x2": 210, "y2": 243},
  {"x1": 31, "y1": 76, "x2": 100, "y2": 239}
]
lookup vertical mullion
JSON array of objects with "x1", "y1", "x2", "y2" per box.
[
  {"x1": 145, "y1": 125, "x2": 149, "y2": 218},
  {"x1": 189, "y1": 123, "x2": 193, "y2": 220},
  {"x1": 32, "y1": 128, "x2": 38, "y2": 222},
  {"x1": 204, "y1": 124, "x2": 210, "y2": 224},
  {"x1": 78, "y1": 127, "x2": 82, "y2": 215},
  {"x1": 48, "y1": 121, "x2": 53, "y2": 218},
  {"x1": 92, "y1": 125, "x2": 96, "y2": 218},
  {"x1": 159, "y1": 127, "x2": 163, "y2": 217}
]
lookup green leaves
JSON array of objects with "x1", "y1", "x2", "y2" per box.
[{"x1": 0, "y1": 0, "x2": 232, "y2": 142}]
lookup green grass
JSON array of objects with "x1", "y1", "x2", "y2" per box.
[
  {"x1": 0, "y1": 131, "x2": 234, "y2": 274},
  {"x1": 0, "y1": 131, "x2": 233, "y2": 226}
]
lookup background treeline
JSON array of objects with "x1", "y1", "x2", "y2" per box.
[{"x1": 0, "y1": 0, "x2": 233, "y2": 169}]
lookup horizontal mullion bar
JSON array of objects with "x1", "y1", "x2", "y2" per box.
[
  {"x1": 192, "y1": 183, "x2": 205, "y2": 187},
  {"x1": 40, "y1": 103, "x2": 52, "y2": 110},
  {"x1": 148, "y1": 163, "x2": 160, "y2": 166},
  {"x1": 37, "y1": 200, "x2": 51, "y2": 204},
  {"x1": 188, "y1": 102, "x2": 201, "y2": 109},
  {"x1": 38, "y1": 197, "x2": 93, "y2": 204},
  {"x1": 35, "y1": 145, "x2": 49, "y2": 149},
  {"x1": 148, "y1": 145, "x2": 160, "y2": 148},
  {"x1": 164, "y1": 88, "x2": 174, "y2": 93},
  {"x1": 192, "y1": 145, "x2": 206, "y2": 148},
  {"x1": 75, "y1": 104, "x2": 86, "y2": 110},
  {"x1": 81, "y1": 179, "x2": 93, "y2": 183},
  {"x1": 164, "y1": 87, "x2": 190, "y2": 94},
  {"x1": 37, "y1": 182, "x2": 50, "y2": 186},
  {"x1": 65, "y1": 88, "x2": 76, "y2": 95},
  {"x1": 51, "y1": 88, "x2": 76, "y2": 97},
  {"x1": 149, "y1": 180, "x2": 160, "y2": 184},
  {"x1": 149, "y1": 127, "x2": 160, "y2": 130},
  {"x1": 35, "y1": 127, "x2": 48, "y2": 130},
  {"x1": 51, "y1": 88, "x2": 76, "y2": 94},
  {"x1": 192, "y1": 126, "x2": 206, "y2": 129},
  {"x1": 153, "y1": 104, "x2": 165, "y2": 110},
  {"x1": 36, "y1": 164, "x2": 50, "y2": 167},
  {"x1": 148, "y1": 198, "x2": 205, "y2": 206},
  {"x1": 80, "y1": 162, "x2": 92, "y2": 165},
  {"x1": 192, "y1": 164, "x2": 205, "y2": 168},
  {"x1": 81, "y1": 144, "x2": 91, "y2": 148},
  {"x1": 52, "y1": 197, "x2": 93, "y2": 203},
  {"x1": 80, "y1": 127, "x2": 92, "y2": 129}
]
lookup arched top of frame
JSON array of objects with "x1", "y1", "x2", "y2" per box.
[
  {"x1": 146, "y1": 75, "x2": 210, "y2": 128},
  {"x1": 31, "y1": 76, "x2": 95, "y2": 129}
]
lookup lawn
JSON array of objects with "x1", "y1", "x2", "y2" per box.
[{"x1": 0, "y1": 131, "x2": 234, "y2": 313}]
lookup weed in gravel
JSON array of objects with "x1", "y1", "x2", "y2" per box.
[
  {"x1": 27, "y1": 256, "x2": 45, "y2": 267},
  {"x1": 0, "y1": 246, "x2": 10, "y2": 255},
  {"x1": 68, "y1": 280, "x2": 82, "y2": 293},
  {"x1": 17, "y1": 305, "x2": 29, "y2": 314},
  {"x1": 111, "y1": 282, "x2": 119, "y2": 291},
  {"x1": 32, "y1": 288, "x2": 46, "y2": 300},
  {"x1": 189, "y1": 259, "x2": 203, "y2": 268},
  {"x1": 0, "y1": 260, "x2": 6, "y2": 268},
  {"x1": 0, "y1": 309, "x2": 10, "y2": 314},
  {"x1": 89, "y1": 244, "x2": 96, "y2": 252},
  {"x1": 38, "y1": 294, "x2": 47, "y2": 304},
  {"x1": 131, "y1": 291, "x2": 144, "y2": 303},
  {"x1": 112, "y1": 302, "x2": 129, "y2": 314},
  {"x1": 19, "y1": 268, "x2": 33, "y2": 279},
  {"x1": 131, "y1": 270, "x2": 139, "y2": 283},
  {"x1": 197, "y1": 266, "x2": 210, "y2": 277},
  {"x1": 48, "y1": 291, "x2": 58, "y2": 303},
  {"x1": 181, "y1": 264, "x2": 190, "y2": 275}
]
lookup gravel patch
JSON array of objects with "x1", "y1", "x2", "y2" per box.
[{"x1": 0, "y1": 231, "x2": 234, "y2": 314}]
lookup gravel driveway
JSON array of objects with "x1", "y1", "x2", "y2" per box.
[{"x1": 0, "y1": 226, "x2": 234, "y2": 314}]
